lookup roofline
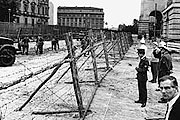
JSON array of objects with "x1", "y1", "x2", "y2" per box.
[{"x1": 57, "y1": 6, "x2": 103, "y2": 10}]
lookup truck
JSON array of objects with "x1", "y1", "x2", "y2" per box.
[{"x1": 0, "y1": 37, "x2": 16, "y2": 66}]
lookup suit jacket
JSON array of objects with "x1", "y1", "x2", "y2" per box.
[{"x1": 168, "y1": 95, "x2": 180, "y2": 120}]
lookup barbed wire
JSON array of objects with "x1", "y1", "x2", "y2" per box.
[{"x1": 0, "y1": 30, "x2": 132, "y2": 120}]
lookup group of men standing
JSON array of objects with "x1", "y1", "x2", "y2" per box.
[
  {"x1": 135, "y1": 37, "x2": 180, "y2": 119},
  {"x1": 18, "y1": 35, "x2": 60, "y2": 55},
  {"x1": 51, "y1": 36, "x2": 59, "y2": 51}
]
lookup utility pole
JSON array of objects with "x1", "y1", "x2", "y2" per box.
[{"x1": 8, "y1": 8, "x2": 11, "y2": 37}]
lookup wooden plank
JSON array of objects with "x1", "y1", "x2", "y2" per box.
[
  {"x1": 65, "y1": 32, "x2": 84, "y2": 118},
  {"x1": 101, "y1": 30, "x2": 110, "y2": 69},
  {"x1": 89, "y1": 29, "x2": 99, "y2": 85}
]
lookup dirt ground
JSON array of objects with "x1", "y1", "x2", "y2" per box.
[
  {"x1": 0, "y1": 39, "x2": 180, "y2": 120},
  {"x1": 85, "y1": 40, "x2": 180, "y2": 120}
]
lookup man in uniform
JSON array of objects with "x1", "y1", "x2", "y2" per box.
[
  {"x1": 36, "y1": 35, "x2": 44, "y2": 54},
  {"x1": 139, "y1": 37, "x2": 147, "y2": 56},
  {"x1": 22, "y1": 37, "x2": 30, "y2": 55},
  {"x1": 135, "y1": 48, "x2": 149, "y2": 107}
]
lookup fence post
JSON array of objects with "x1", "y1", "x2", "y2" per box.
[
  {"x1": 124, "y1": 32, "x2": 130, "y2": 49},
  {"x1": 110, "y1": 31, "x2": 116, "y2": 62},
  {"x1": 65, "y1": 32, "x2": 84, "y2": 118},
  {"x1": 122, "y1": 32, "x2": 129, "y2": 52},
  {"x1": 119, "y1": 32, "x2": 125, "y2": 56},
  {"x1": 116, "y1": 32, "x2": 122, "y2": 60},
  {"x1": 101, "y1": 30, "x2": 110, "y2": 70},
  {"x1": 88, "y1": 30, "x2": 99, "y2": 85}
]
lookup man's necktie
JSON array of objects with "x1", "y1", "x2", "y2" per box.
[{"x1": 165, "y1": 103, "x2": 169, "y2": 119}]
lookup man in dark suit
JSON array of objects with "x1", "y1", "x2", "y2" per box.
[
  {"x1": 159, "y1": 75, "x2": 180, "y2": 120},
  {"x1": 135, "y1": 48, "x2": 149, "y2": 107}
]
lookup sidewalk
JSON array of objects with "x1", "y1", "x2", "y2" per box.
[{"x1": 85, "y1": 41, "x2": 174, "y2": 120}]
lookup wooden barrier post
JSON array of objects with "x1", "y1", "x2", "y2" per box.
[
  {"x1": 116, "y1": 32, "x2": 122, "y2": 60},
  {"x1": 122, "y1": 32, "x2": 128, "y2": 52},
  {"x1": 65, "y1": 32, "x2": 84, "y2": 118},
  {"x1": 124, "y1": 32, "x2": 130, "y2": 49},
  {"x1": 89, "y1": 30, "x2": 99, "y2": 85},
  {"x1": 110, "y1": 31, "x2": 116, "y2": 62},
  {"x1": 101, "y1": 30, "x2": 110, "y2": 70},
  {"x1": 119, "y1": 32, "x2": 125, "y2": 55}
]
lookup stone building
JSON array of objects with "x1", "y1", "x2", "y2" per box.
[
  {"x1": 14, "y1": 0, "x2": 49, "y2": 25},
  {"x1": 57, "y1": 6, "x2": 104, "y2": 29},
  {"x1": 48, "y1": 1, "x2": 54, "y2": 25},
  {"x1": 138, "y1": 0, "x2": 167, "y2": 39},
  {"x1": 162, "y1": 0, "x2": 180, "y2": 42},
  {"x1": 139, "y1": 0, "x2": 180, "y2": 41}
]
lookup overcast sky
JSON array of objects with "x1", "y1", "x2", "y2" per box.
[{"x1": 50, "y1": 0, "x2": 141, "y2": 27}]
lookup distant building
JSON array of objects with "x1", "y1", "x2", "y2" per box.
[
  {"x1": 57, "y1": 6, "x2": 104, "y2": 29},
  {"x1": 14, "y1": 0, "x2": 49, "y2": 25},
  {"x1": 48, "y1": 1, "x2": 54, "y2": 25}
]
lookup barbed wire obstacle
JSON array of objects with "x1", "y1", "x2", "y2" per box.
[{"x1": 0, "y1": 29, "x2": 133, "y2": 120}]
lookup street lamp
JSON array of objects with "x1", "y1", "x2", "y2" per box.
[
  {"x1": 8, "y1": 9, "x2": 11, "y2": 37},
  {"x1": 8, "y1": 9, "x2": 11, "y2": 23}
]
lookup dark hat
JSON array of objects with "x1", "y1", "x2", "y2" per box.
[{"x1": 137, "y1": 49, "x2": 145, "y2": 54}]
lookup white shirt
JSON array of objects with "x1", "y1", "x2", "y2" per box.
[
  {"x1": 150, "y1": 47, "x2": 159, "y2": 63},
  {"x1": 165, "y1": 93, "x2": 180, "y2": 120}
]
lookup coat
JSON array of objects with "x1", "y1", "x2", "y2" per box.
[
  {"x1": 168, "y1": 96, "x2": 180, "y2": 120},
  {"x1": 159, "y1": 51, "x2": 173, "y2": 78},
  {"x1": 136, "y1": 56, "x2": 149, "y2": 81}
]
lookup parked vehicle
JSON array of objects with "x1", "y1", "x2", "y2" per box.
[{"x1": 0, "y1": 37, "x2": 16, "y2": 66}]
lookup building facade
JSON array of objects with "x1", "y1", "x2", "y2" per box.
[
  {"x1": 57, "y1": 6, "x2": 104, "y2": 29},
  {"x1": 14, "y1": 0, "x2": 49, "y2": 25},
  {"x1": 48, "y1": 1, "x2": 54, "y2": 25},
  {"x1": 162, "y1": 0, "x2": 180, "y2": 42},
  {"x1": 138, "y1": 0, "x2": 168, "y2": 39}
]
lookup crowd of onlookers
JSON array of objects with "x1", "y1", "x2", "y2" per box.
[{"x1": 135, "y1": 35, "x2": 180, "y2": 119}]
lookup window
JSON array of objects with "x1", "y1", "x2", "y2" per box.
[
  {"x1": 25, "y1": 18, "x2": 28, "y2": 24},
  {"x1": 16, "y1": 17, "x2": 20, "y2": 23},
  {"x1": 23, "y1": 0, "x2": 29, "y2": 12},
  {"x1": 32, "y1": 19, "x2": 34, "y2": 26},
  {"x1": 31, "y1": 2, "x2": 36, "y2": 13},
  {"x1": 38, "y1": 6, "x2": 40, "y2": 14},
  {"x1": 42, "y1": 7, "x2": 44, "y2": 15},
  {"x1": 45, "y1": 7, "x2": 49, "y2": 15}
]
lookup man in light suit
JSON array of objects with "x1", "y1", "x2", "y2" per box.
[{"x1": 159, "y1": 75, "x2": 180, "y2": 120}]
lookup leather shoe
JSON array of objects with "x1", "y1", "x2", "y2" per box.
[
  {"x1": 141, "y1": 103, "x2": 146, "y2": 107},
  {"x1": 135, "y1": 100, "x2": 142, "y2": 103}
]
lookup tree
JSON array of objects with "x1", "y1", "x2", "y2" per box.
[{"x1": 0, "y1": 0, "x2": 21, "y2": 22}]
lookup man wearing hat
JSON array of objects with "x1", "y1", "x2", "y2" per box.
[
  {"x1": 157, "y1": 41, "x2": 173, "y2": 103},
  {"x1": 158, "y1": 41, "x2": 173, "y2": 85},
  {"x1": 135, "y1": 48, "x2": 149, "y2": 107},
  {"x1": 139, "y1": 37, "x2": 147, "y2": 56},
  {"x1": 149, "y1": 41, "x2": 160, "y2": 83}
]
